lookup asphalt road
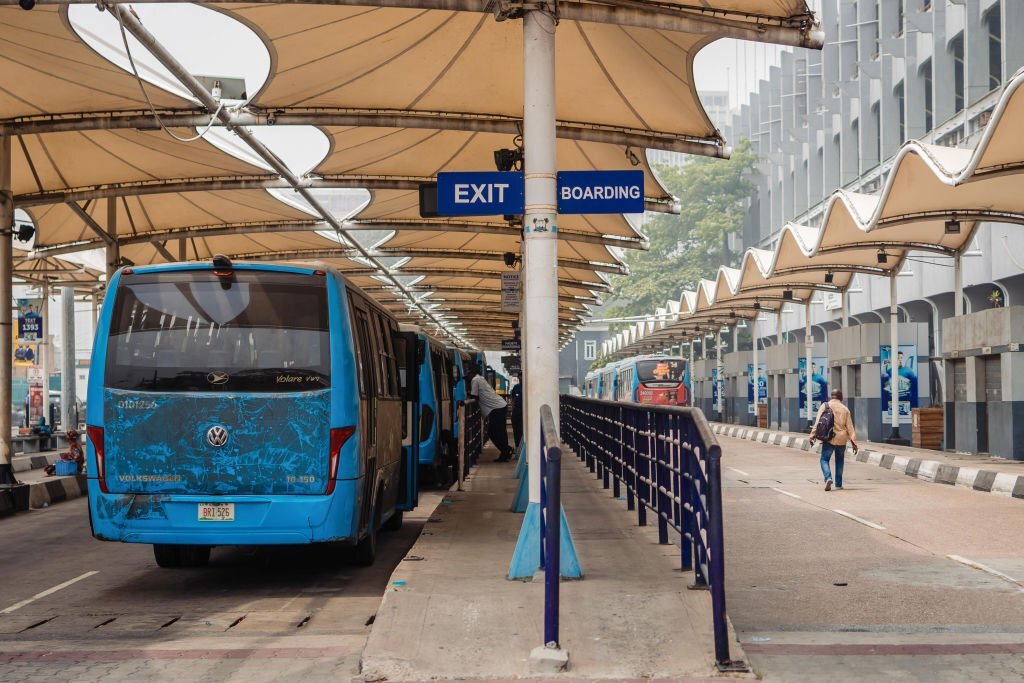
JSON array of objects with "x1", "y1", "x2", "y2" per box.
[
  {"x1": 720, "y1": 434, "x2": 1024, "y2": 682},
  {"x1": 0, "y1": 488, "x2": 444, "y2": 683}
]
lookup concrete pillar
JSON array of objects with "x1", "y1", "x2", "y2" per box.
[
  {"x1": 0, "y1": 134, "x2": 12, "y2": 478},
  {"x1": 522, "y1": 6, "x2": 557, "y2": 504},
  {"x1": 60, "y1": 286, "x2": 77, "y2": 432}
]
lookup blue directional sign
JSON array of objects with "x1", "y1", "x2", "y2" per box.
[
  {"x1": 437, "y1": 171, "x2": 524, "y2": 216},
  {"x1": 556, "y1": 170, "x2": 645, "y2": 214}
]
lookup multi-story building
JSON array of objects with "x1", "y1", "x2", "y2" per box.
[
  {"x1": 648, "y1": 90, "x2": 730, "y2": 169},
  {"x1": 711, "y1": 0, "x2": 1024, "y2": 456}
]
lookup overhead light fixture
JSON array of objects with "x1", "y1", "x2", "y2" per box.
[
  {"x1": 824, "y1": 270, "x2": 834, "y2": 284},
  {"x1": 945, "y1": 216, "x2": 961, "y2": 235},
  {"x1": 753, "y1": 302, "x2": 761, "y2": 310},
  {"x1": 877, "y1": 249, "x2": 888, "y2": 264},
  {"x1": 782, "y1": 290, "x2": 794, "y2": 300}
]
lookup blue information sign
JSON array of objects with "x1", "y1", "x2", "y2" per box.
[
  {"x1": 556, "y1": 170, "x2": 645, "y2": 214},
  {"x1": 436, "y1": 171, "x2": 524, "y2": 216}
]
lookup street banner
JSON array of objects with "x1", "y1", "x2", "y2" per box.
[
  {"x1": 747, "y1": 363, "x2": 767, "y2": 414},
  {"x1": 799, "y1": 356, "x2": 829, "y2": 419},
  {"x1": 881, "y1": 344, "x2": 918, "y2": 424},
  {"x1": 16, "y1": 298, "x2": 43, "y2": 341}
]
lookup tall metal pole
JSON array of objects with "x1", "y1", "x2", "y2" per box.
[
  {"x1": 106, "y1": 197, "x2": 119, "y2": 282},
  {"x1": 716, "y1": 326, "x2": 724, "y2": 419},
  {"x1": 885, "y1": 274, "x2": 903, "y2": 444},
  {"x1": 805, "y1": 301, "x2": 813, "y2": 427},
  {"x1": 40, "y1": 281, "x2": 52, "y2": 427},
  {"x1": 60, "y1": 286, "x2": 77, "y2": 432},
  {"x1": 751, "y1": 314, "x2": 759, "y2": 422},
  {"x1": 0, "y1": 134, "x2": 13, "y2": 482},
  {"x1": 841, "y1": 289, "x2": 849, "y2": 327},
  {"x1": 522, "y1": 4, "x2": 558, "y2": 504},
  {"x1": 954, "y1": 251, "x2": 963, "y2": 316},
  {"x1": 776, "y1": 309, "x2": 783, "y2": 344}
]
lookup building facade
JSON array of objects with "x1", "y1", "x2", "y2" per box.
[{"x1": 559, "y1": 323, "x2": 610, "y2": 394}]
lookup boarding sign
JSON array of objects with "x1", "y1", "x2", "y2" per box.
[
  {"x1": 436, "y1": 172, "x2": 524, "y2": 216},
  {"x1": 556, "y1": 170, "x2": 644, "y2": 214}
]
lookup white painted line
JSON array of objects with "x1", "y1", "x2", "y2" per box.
[
  {"x1": 771, "y1": 487, "x2": 802, "y2": 500},
  {"x1": 948, "y1": 555, "x2": 1024, "y2": 593},
  {"x1": 0, "y1": 571, "x2": 99, "y2": 614},
  {"x1": 832, "y1": 509, "x2": 886, "y2": 531},
  {"x1": 728, "y1": 467, "x2": 751, "y2": 477}
]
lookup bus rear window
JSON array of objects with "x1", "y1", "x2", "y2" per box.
[
  {"x1": 637, "y1": 359, "x2": 685, "y2": 384},
  {"x1": 105, "y1": 270, "x2": 330, "y2": 392}
]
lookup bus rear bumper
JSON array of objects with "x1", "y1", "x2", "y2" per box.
[{"x1": 87, "y1": 478, "x2": 361, "y2": 546}]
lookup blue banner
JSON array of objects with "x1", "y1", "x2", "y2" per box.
[
  {"x1": 799, "y1": 356, "x2": 829, "y2": 419},
  {"x1": 747, "y1": 363, "x2": 767, "y2": 414},
  {"x1": 556, "y1": 170, "x2": 645, "y2": 214},
  {"x1": 436, "y1": 171, "x2": 524, "y2": 216}
]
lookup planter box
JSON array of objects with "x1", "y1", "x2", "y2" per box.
[{"x1": 912, "y1": 408, "x2": 944, "y2": 450}]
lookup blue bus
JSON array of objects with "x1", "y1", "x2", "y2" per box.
[
  {"x1": 584, "y1": 355, "x2": 690, "y2": 406},
  {"x1": 403, "y1": 326, "x2": 459, "y2": 484},
  {"x1": 86, "y1": 259, "x2": 416, "y2": 568}
]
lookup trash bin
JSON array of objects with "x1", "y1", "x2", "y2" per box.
[
  {"x1": 911, "y1": 407, "x2": 943, "y2": 451},
  {"x1": 0, "y1": 483, "x2": 30, "y2": 515}
]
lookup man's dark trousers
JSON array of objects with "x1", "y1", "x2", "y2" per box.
[{"x1": 486, "y1": 407, "x2": 512, "y2": 459}]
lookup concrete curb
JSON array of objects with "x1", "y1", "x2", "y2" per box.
[
  {"x1": 711, "y1": 423, "x2": 1024, "y2": 500},
  {"x1": 12, "y1": 451, "x2": 60, "y2": 474},
  {"x1": 26, "y1": 474, "x2": 88, "y2": 509}
]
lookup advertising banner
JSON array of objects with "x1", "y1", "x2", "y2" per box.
[
  {"x1": 746, "y1": 363, "x2": 767, "y2": 414},
  {"x1": 881, "y1": 344, "x2": 918, "y2": 424},
  {"x1": 711, "y1": 368, "x2": 720, "y2": 407},
  {"x1": 16, "y1": 298, "x2": 43, "y2": 342},
  {"x1": 799, "y1": 356, "x2": 829, "y2": 419}
]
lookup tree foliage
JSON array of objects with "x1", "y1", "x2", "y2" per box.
[{"x1": 606, "y1": 140, "x2": 758, "y2": 320}]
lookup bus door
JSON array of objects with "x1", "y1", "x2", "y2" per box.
[{"x1": 393, "y1": 330, "x2": 419, "y2": 510}]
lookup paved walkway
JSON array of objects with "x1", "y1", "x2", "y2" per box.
[
  {"x1": 718, "y1": 432, "x2": 1024, "y2": 682},
  {"x1": 712, "y1": 422, "x2": 1024, "y2": 499},
  {"x1": 361, "y1": 448, "x2": 741, "y2": 680}
]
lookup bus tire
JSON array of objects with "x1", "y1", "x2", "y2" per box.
[
  {"x1": 153, "y1": 544, "x2": 181, "y2": 568},
  {"x1": 353, "y1": 489, "x2": 382, "y2": 566},
  {"x1": 383, "y1": 509, "x2": 403, "y2": 532}
]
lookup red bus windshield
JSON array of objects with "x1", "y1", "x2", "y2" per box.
[{"x1": 636, "y1": 359, "x2": 685, "y2": 384}]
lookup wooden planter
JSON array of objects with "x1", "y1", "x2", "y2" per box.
[{"x1": 911, "y1": 407, "x2": 944, "y2": 450}]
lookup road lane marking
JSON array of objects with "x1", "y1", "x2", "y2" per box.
[
  {"x1": 771, "y1": 487, "x2": 802, "y2": 500},
  {"x1": 0, "y1": 571, "x2": 99, "y2": 614},
  {"x1": 832, "y1": 509, "x2": 886, "y2": 530},
  {"x1": 948, "y1": 555, "x2": 1024, "y2": 593},
  {"x1": 728, "y1": 467, "x2": 750, "y2": 477}
]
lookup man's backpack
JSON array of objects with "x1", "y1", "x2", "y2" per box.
[{"x1": 814, "y1": 404, "x2": 836, "y2": 442}]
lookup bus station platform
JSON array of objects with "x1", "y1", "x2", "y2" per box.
[
  {"x1": 710, "y1": 423, "x2": 1024, "y2": 500},
  {"x1": 359, "y1": 443, "x2": 746, "y2": 681}
]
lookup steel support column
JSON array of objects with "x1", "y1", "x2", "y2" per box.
[
  {"x1": 0, "y1": 134, "x2": 12, "y2": 481},
  {"x1": 750, "y1": 315, "x2": 759, "y2": 419},
  {"x1": 40, "y1": 281, "x2": 51, "y2": 427},
  {"x1": 885, "y1": 274, "x2": 905, "y2": 444},
  {"x1": 954, "y1": 250, "x2": 964, "y2": 316},
  {"x1": 804, "y1": 301, "x2": 813, "y2": 428},
  {"x1": 61, "y1": 286, "x2": 76, "y2": 432},
  {"x1": 522, "y1": 5, "x2": 558, "y2": 505},
  {"x1": 105, "y1": 197, "x2": 119, "y2": 282}
]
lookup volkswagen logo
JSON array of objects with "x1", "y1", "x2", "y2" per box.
[
  {"x1": 206, "y1": 425, "x2": 229, "y2": 448},
  {"x1": 207, "y1": 371, "x2": 229, "y2": 385}
]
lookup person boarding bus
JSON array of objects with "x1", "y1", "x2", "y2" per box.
[{"x1": 466, "y1": 366, "x2": 513, "y2": 461}]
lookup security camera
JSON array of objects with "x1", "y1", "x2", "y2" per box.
[
  {"x1": 503, "y1": 252, "x2": 517, "y2": 268},
  {"x1": 19, "y1": 0, "x2": 35, "y2": 9}
]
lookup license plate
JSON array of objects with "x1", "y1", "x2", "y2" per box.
[{"x1": 198, "y1": 503, "x2": 235, "y2": 522}]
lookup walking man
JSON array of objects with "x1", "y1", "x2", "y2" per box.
[
  {"x1": 510, "y1": 377, "x2": 523, "y2": 449},
  {"x1": 466, "y1": 366, "x2": 514, "y2": 462},
  {"x1": 810, "y1": 389, "x2": 859, "y2": 491}
]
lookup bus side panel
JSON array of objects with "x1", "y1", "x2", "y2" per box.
[
  {"x1": 417, "y1": 337, "x2": 439, "y2": 466},
  {"x1": 330, "y1": 277, "x2": 364, "y2": 484}
]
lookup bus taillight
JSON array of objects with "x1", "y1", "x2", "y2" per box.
[
  {"x1": 326, "y1": 426, "x2": 356, "y2": 495},
  {"x1": 87, "y1": 425, "x2": 107, "y2": 494}
]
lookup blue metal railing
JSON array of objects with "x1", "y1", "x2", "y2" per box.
[
  {"x1": 460, "y1": 398, "x2": 482, "y2": 476},
  {"x1": 560, "y1": 396, "x2": 743, "y2": 671},
  {"x1": 538, "y1": 404, "x2": 561, "y2": 647}
]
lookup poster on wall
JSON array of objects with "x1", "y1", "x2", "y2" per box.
[
  {"x1": 799, "y1": 356, "x2": 829, "y2": 419},
  {"x1": 880, "y1": 344, "x2": 918, "y2": 424},
  {"x1": 11, "y1": 322, "x2": 38, "y2": 367},
  {"x1": 746, "y1": 363, "x2": 767, "y2": 414}
]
